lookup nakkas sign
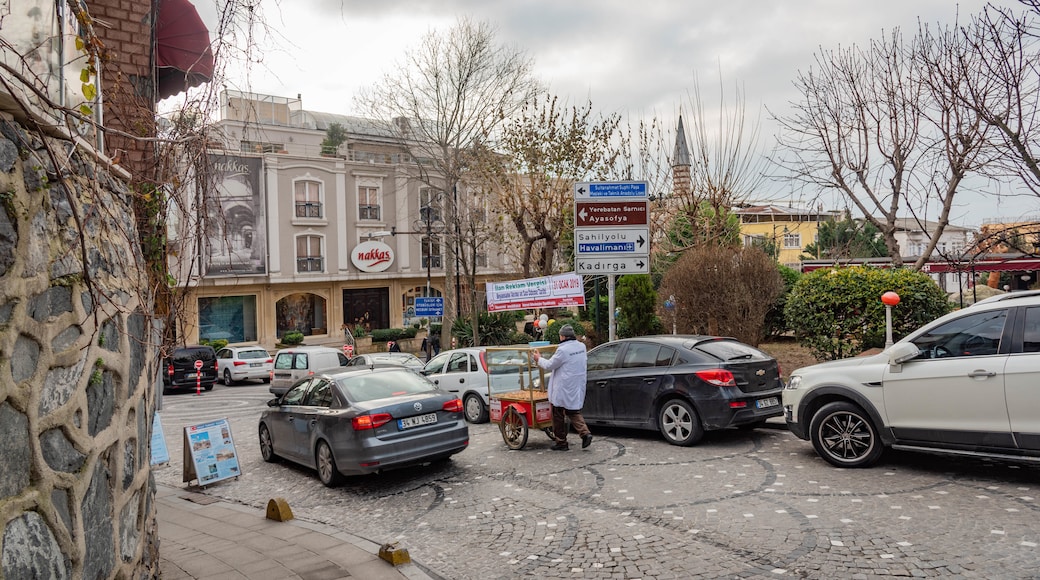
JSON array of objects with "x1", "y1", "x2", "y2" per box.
[{"x1": 351, "y1": 241, "x2": 394, "y2": 273}]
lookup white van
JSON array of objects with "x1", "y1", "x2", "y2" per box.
[{"x1": 269, "y1": 346, "x2": 350, "y2": 396}]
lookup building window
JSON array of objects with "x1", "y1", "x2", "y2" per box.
[
  {"x1": 422, "y1": 236, "x2": 442, "y2": 269},
  {"x1": 296, "y1": 235, "x2": 324, "y2": 273},
  {"x1": 294, "y1": 180, "x2": 322, "y2": 218},
  {"x1": 782, "y1": 232, "x2": 801, "y2": 249},
  {"x1": 419, "y1": 188, "x2": 442, "y2": 223},
  {"x1": 359, "y1": 186, "x2": 380, "y2": 220},
  {"x1": 475, "y1": 253, "x2": 488, "y2": 268},
  {"x1": 275, "y1": 293, "x2": 328, "y2": 337},
  {"x1": 198, "y1": 295, "x2": 258, "y2": 343}
]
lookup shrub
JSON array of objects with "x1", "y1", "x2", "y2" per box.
[
  {"x1": 615, "y1": 275, "x2": 660, "y2": 338},
  {"x1": 659, "y1": 245, "x2": 783, "y2": 346},
  {"x1": 281, "y1": 331, "x2": 304, "y2": 346},
  {"x1": 508, "y1": 330, "x2": 534, "y2": 345},
  {"x1": 198, "y1": 338, "x2": 228, "y2": 351},
  {"x1": 545, "y1": 317, "x2": 586, "y2": 344},
  {"x1": 763, "y1": 265, "x2": 802, "y2": 340},
  {"x1": 784, "y1": 266, "x2": 951, "y2": 360},
  {"x1": 451, "y1": 312, "x2": 520, "y2": 347},
  {"x1": 370, "y1": 328, "x2": 414, "y2": 342}
]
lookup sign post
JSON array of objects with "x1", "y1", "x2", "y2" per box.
[
  {"x1": 193, "y1": 359, "x2": 203, "y2": 396},
  {"x1": 574, "y1": 181, "x2": 650, "y2": 341}
]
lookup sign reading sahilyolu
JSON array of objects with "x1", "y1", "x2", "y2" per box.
[{"x1": 486, "y1": 272, "x2": 585, "y2": 313}]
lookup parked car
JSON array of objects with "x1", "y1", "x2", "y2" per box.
[
  {"x1": 582, "y1": 336, "x2": 784, "y2": 446},
  {"x1": 422, "y1": 346, "x2": 548, "y2": 424},
  {"x1": 269, "y1": 346, "x2": 350, "y2": 397},
  {"x1": 346, "y1": 352, "x2": 425, "y2": 370},
  {"x1": 163, "y1": 345, "x2": 218, "y2": 394},
  {"x1": 258, "y1": 366, "x2": 469, "y2": 486},
  {"x1": 783, "y1": 290, "x2": 1040, "y2": 468},
  {"x1": 216, "y1": 346, "x2": 273, "y2": 385}
]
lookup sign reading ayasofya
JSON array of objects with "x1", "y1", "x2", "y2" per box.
[{"x1": 352, "y1": 240, "x2": 394, "y2": 272}]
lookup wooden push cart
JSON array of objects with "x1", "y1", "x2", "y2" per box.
[{"x1": 486, "y1": 344, "x2": 557, "y2": 450}]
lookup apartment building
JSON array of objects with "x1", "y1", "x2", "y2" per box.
[{"x1": 169, "y1": 91, "x2": 515, "y2": 347}]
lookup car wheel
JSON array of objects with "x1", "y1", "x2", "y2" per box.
[
  {"x1": 258, "y1": 424, "x2": 278, "y2": 463},
  {"x1": 463, "y1": 394, "x2": 489, "y2": 423},
  {"x1": 223, "y1": 369, "x2": 234, "y2": 386},
  {"x1": 658, "y1": 398, "x2": 703, "y2": 446},
  {"x1": 204, "y1": 384, "x2": 214, "y2": 391},
  {"x1": 262, "y1": 376, "x2": 270, "y2": 383},
  {"x1": 809, "y1": 401, "x2": 883, "y2": 468},
  {"x1": 316, "y1": 440, "x2": 344, "y2": 487}
]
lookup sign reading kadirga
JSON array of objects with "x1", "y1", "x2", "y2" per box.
[{"x1": 486, "y1": 272, "x2": 585, "y2": 312}]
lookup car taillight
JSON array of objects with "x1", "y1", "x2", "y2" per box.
[
  {"x1": 478, "y1": 351, "x2": 488, "y2": 374},
  {"x1": 695, "y1": 369, "x2": 736, "y2": 387},
  {"x1": 213, "y1": 360, "x2": 218, "y2": 370},
  {"x1": 352, "y1": 413, "x2": 392, "y2": 430},
  {"x1": 266, "y1": 358, "x2": 273, "y2": 364},
  {"x1": 443, "y1": 398, "x2": 463, "y2": 413},
  {"x1": 233, "y1": 361, "x2": 247, "y2": 366},
  {"x1": 167, "y1": 364, "x2": 173, "y2": 376}
]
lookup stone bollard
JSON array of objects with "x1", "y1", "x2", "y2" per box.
[
  {"x1": 265, "y1": 498, "x2": 294, "y2": 522},
  {"x1": 378, "y1": 541, "x2": 411, "y2": 566}
]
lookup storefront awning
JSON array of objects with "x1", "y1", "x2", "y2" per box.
[{"x1": 156, "y1": 0, "x2": 214, "y2": 100}]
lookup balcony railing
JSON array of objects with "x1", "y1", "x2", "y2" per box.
[
  {"x1": 294, "y1": 202, "x2": 322, "y2": 218},
  {"x1": 296, "y1": 257, "x2": 324, "y2": 272},
  {"x1": 422, "y1": 256, "x2": 443, "y2": 269},
  {"x1": 359, "y1": 205, "x2": 381, "y2": 220}
]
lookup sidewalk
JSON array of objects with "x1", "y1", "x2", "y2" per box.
[{"x1": 156, "y1": 483, "x2": 435, "y2": 580}]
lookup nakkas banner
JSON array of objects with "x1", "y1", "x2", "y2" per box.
[
  {"x1": 351, "y1": 241, "x2": 394, "y2": 272},
  {"x1": 486, "y1": 272, "x2": 585, "y2": 312}
]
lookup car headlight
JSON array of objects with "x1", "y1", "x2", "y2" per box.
[{"x1": 785, "y1": 375, "x2": 801, "y2": 390}]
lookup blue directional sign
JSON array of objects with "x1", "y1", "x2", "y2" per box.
[
  {"x1": 574, "y1": 181, "x2": 648, "y2": 199},
  {"x1": 414, "y1": 297, "x2": 444, "y2": 316},
  {"x1": 578, "y1": 242, "x2": 636, "y2": 253}
]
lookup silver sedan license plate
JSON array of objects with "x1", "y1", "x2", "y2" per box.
[
  {"x1": 756, "y1": 397, "x2": 779, "y2": 409},
  {"x1": 399, "y1": 412, "x2": 437, "y2": 430}
]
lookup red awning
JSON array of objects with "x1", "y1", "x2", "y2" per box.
[{"x1": 155, "y1": 0, "x2": 214, "y2": 100}]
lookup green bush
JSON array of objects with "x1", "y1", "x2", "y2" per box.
[
  {"x1": 281, "y1": 331, "x2": 304, "y2": 346},
  {"x1": 370, "y1": 328, "x2": 416, "y2": 341},
  {"x1": 508, "y1": 331, "x2": 535, "y2": 345},
  {"x1": 544, "y1": 317, "x2": 587, "y2": 344},
  {"x1": 784, "y1": 266, "x2": 951, "y2": 360},
  {"x1": 198, "y1": 338, "x2": 228, "y2": 351},
  {"x1": 452, "y1": 312, "x2": 520, "y2": 347},
  {"x1": 763, "y1": 265, "x2": 802, "y2": 340},
  {"x1": 615, "y1": 275, "x2": 660, "y2": 338}
]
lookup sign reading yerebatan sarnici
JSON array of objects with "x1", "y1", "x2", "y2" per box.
[
  {"x1": 352, "y1": 240, "x2": 394, "y2": 272},
  {"x1": 205, "y1": 154, "x2": 267, "y2": 276},
  {"x1": 486, "y1": 272, "x2": 585, "y2": 312}
]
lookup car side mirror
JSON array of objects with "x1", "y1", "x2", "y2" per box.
[
  {"x1": 267, "y1": 398, "x2": 280, "y2": 407},
  {"x1": 887, "y1": 342, "x2": 920, "y2": 366}
]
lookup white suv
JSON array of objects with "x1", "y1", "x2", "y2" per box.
[{"x1": 783, "y1": 290, "x2": 1040, "y2": 468}]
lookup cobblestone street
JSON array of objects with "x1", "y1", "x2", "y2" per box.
[{"x1": 155, "y1": 384, "x2": 1040, "y2": 579}]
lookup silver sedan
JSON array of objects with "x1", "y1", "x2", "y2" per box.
[{"x1": 258, "y1": 367, "x2": 469, "y2": 486}]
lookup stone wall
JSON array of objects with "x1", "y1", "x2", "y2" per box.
[{"x1": 0, "y1": 117, "x2": 159, "y2": 578}]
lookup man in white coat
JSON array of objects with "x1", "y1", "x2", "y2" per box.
[{"x1": 532, "y1": 324, "x2": 592, "y2": 451}]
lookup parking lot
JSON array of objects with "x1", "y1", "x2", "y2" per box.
[{"x1": 155, "y1": 383, "x2": 1040, "y2": 579}]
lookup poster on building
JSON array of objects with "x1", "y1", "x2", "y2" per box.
[
  {"x1": 182, "y1": 418, "x2": 241, "y2": 487},
  {"x1": 205, "y1": 154, "x2": 267, "y2": 276},
  {"x1": 486, "y1": 272, "x2": 586, "y2": 312},
  {"x1": 150, "y1": 412, "x2": 170, "y2": 467}
]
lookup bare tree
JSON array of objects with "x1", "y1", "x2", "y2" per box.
[
  {"x1": 355, "y1": 17, "x2": 540, "y2": 340},
  {"x1": 775, "y1": 26, "x2": 987, "y2": 269}
]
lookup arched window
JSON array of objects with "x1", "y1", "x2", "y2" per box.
[{"x1": 275, "y1": 293, "x2": 328, "y2": 337}]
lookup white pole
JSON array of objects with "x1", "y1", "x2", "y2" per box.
[
  {"x1": 607, "y1": 274, "x2": 617, "y2": 342},
  {"x1": 885, "y1": 305, "x2": 894, "y2": 349}
]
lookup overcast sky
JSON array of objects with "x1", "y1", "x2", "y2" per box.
[{"x1": 194, "y1": 0, "x2": 1039, "y2": 226}]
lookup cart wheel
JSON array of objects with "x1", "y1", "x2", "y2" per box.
[
  {"x1": 500, "y1": 407, "x2": 529, "y2": 450},
  {"x1": 542, "y1": 427, "x2": 555, "y2": 440}
]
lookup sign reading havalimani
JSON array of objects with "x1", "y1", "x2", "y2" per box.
[
  {"x1": 486, "y1": 272, "x2": 585, "y2": 312},
  {"x1": 182, "y1": 418, "x2": 241, "y2": 487}
]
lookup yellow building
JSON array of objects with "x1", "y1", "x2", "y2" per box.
[{"x1": 734, "y1": 205, "x2": 838, "y2": 270}]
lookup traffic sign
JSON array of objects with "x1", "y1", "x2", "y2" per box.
[
  {"x1": 575, "y1": 200, "x2": 648, "y2": 227},
  {"x1": 414, "y1": 297, "x2": 444, "y2": 317},
  {"x1": 575, "y1": 256, "x2": 650, "y2": 274},
  {"x1": 574, "y1": 181, "x2": 648, "y2": 199},
  {"x1": 193, "y1": 360, "x2": 203, "y2": 370},
  {"x1": 575, "y1": 227, "x2": 649, "y2": 256}
]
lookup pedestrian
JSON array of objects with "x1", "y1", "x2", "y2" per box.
[
  {"x1": 531, "y1": 324, "x2": 592, "y2": 451},
  {"x1": 387, "y1": 340, "x2": 401, "y2": 352},
  {"x1": 421, "y1": 336, "x2": 431, "y2": 362},
  {"x1": 431, "y1": 332, "x2": 441, "y2": 355}
]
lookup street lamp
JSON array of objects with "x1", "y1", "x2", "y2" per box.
[{"x1": 389, "y1": 210, "x2": 445, "y2": 302}]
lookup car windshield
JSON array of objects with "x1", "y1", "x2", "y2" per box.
[
  {"x1": 694, "y1": 339, "x2": 770, "y2": 362},
  {"x1": 337, "y1": 370, "x2": 435, "y2": 402},
  {"x1": 238, "y1": 349, "x2": 269, "y2": 360},
  {"x1": 172, "y1": 348, "x2": 213, "y2": 363},
  {"x1": 370, "y1": 353, "x2": 423, "y2": 367}
]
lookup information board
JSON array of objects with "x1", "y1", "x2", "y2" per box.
[
  {"x1": 182, "y1": 418, "x2": 241, "y2": 487},
  {"x1": 150, "y1": 412, "x2": 170, "y2": 466}
]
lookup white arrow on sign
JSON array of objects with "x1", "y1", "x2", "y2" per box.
[{"x1": 574, "y1": 181, "x2": 648, "y2": 199}]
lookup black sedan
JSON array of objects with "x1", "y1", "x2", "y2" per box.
[
  {"x1": 258, "y1": 367, "x2": 469, "y2": 486},
  {"x1": 584, "y1": 335, "x2": 783, "y2": 446}
]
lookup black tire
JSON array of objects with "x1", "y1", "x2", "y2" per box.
[
  {"x1": 316, "y1": 440, "x2": 344, "y2": 487},
  {"x1": 809, "y1": 401, "x2": 884, "y2": 468},
  {"x1": 262, "y1": 376, "x2": 270, "y2": 383},
  {"x1": 658, "y1": 398, "x2": 704, "y2": 446},
  {"x1": 223, "y1": 369, "x2": 234, "y2": 386},
  {"x1": 500, "y1": 407, "x2": 528, "y2": 450},
  {"x1": 463, "y1": 393, "x2": 489, "y2": 423},
  {"x1": 258, "y1": 424, "x2": 278, "y2": 463},
  {"x1": 204, "y1": 384, "x2": 214, "y2": 391}
]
